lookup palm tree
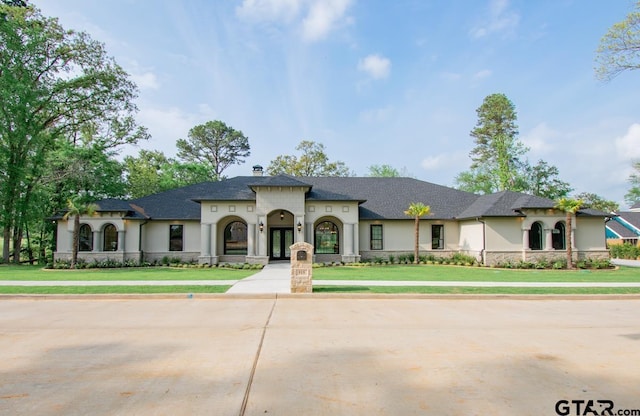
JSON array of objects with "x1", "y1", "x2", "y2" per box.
[
  {"x1": 404, "y1": 202, "x2": 432, "y2": 264},
  {"x1": 63, "y1": 199, "x2": 98, "y2": 269},
  {"x1": 555, "y1": 197, "x2": 583, "y2": 269}
]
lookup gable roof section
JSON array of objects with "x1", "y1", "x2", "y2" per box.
[{"x1": 456, "y1": 191, "x2": 555, "y2": 219}]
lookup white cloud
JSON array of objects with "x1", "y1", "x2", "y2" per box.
[
  {"x1": 236, "y1": 0, "x2": 302, "y2": 23},
  {"x1": 302, "y1": 0, "x2": 353, "y2": 41},
  {"x1": 130, "y1": 71, "x2": 159, "y2": 90},
  {"x1": 521, "y1": 122, "x2": 558, "y2": 154},
  {"x1": 358, "y1": 54, "x2": 391, "y2": 80},
  {"x1": 134, "y1": 105, "x2": 218, "y2": 157},
  {"x1": 615, "y1": 123, "x2": 640, "y2": 161},
  {"x1": 421, "y1": 152, "x2": 468, "y2": 171},
  {"x1": 236, "y1": 0, "x2": 353, "y2": 42},
  {"x1": 470, "y1": 0, "x2": 520, "y2": 39}
]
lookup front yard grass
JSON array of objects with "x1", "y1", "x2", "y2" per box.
[
  {"x1": 0, "y1": 265, "x2": 257, "y2": 281},
  {"x1": 0, "y1": 285, "x2": 232, "y2": 294},
  {"x1": 313, "y1": 286, "x2": 640, "y2": 295},
  {"x1": 313, "y1": 264, "x2": 640, "y2": 282}
]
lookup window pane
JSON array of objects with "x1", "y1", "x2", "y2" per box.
[
  {"x1": 79, "y1": 224, "x2": 93, "y2": 252},
  {"x1": 370, "y1": 225, "x2": 383, "y2": 250},
  {"x1": 432, "y1": 225, "x2": 444, "y2": 250},
  {"x1": 169, "y1": 225, "x2": 183, "y2": 251},
  {"x1": 552, "y1": 222, "x2": 565, "y2": 250},
  {"x1": 103, "y1": 224, "x2": 118, "y2": 251},
  {"x1": 529, "y1": 222, "x2": 543, "y2": 250},
  {"x1": 225, "y1": 221, "x2": 248, "y2": 254},
  {"x1": 315, "y1": 221, "x2": 339, "y2": 254}
]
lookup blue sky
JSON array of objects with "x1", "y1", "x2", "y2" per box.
[{"x1": 37, "y1": 0, "x2": 640, "y2": 208}]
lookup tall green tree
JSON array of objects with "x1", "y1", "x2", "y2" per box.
[
  {"x1": 595, "y1": 2, "x2": 640, "y2": 81},
  {"x1": 524, "y1": 160, "x2": 573, "y2": 200},
  {"x1": 456, "y1": 94, "x2": 570, "y2": 198},
  {"x1": 267, "y1": 140, "x2": 351, "y2": 177},
  {"x1": 467, "y1": 93, "x2": 527, "y2": 192},
  {"x1": 404, "y1": 202, "x2": 431, "y2": 264},
  {"x1": 62, "y1": 198, "x2": 98, "y2": 269},
  {"x1": 555, "y1": 197, "x2": 583, "y2": 269},
  {"x1": 574, "y1": 192, "x2": 619, "y2": 213},
  {"x1": 176, "y1": 120, "x2": 250, "y2": 180},
  {"x1": 626, "y1": 161, "x2": 640, "y2": 207},
  {"x1": 124, "y1": 150, "x2": 209, "y2": 198},
  {"x1": 0, "y1": 3, "x2": 147, "y2": 263}
]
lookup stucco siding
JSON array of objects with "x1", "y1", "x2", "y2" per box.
[
  {"x1": 485, "y1": 218, "x2": 523, "y2": 251},
  {"x1": 575, "y1": 217, "x2": 608, "y2": 250},
  {"x1": 143, "y1": 221, "x2": 200, "y2": 252},
  {"x1": 459, "y1": 220, "x2": 484, "y2": 253}
]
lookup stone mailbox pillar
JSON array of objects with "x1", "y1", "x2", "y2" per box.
[{"x1": 290, "y1": 241, "x2": 313, "y2": 293}]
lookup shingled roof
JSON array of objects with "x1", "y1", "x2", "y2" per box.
[{"x1": 77, "y1": 176, "x2": 610, "y2": 221}]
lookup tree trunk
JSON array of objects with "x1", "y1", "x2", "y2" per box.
[
  {"x1": 414, "y1": 216, "x2": 419, "y2": 264},
  {"x1": 566, "y1": 213, "x2": 573, "y2": 269},
  {"x1": 12, "y1": 226, "x2": 23, "y2": 264},
  {"x1": 2, "y1": 226, "x2": 10, "y2": 263}
]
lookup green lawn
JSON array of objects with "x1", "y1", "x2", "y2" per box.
[
  {"x1": 0, "y1": 265, "x2": 257, "y2": 281},
  {"x1": 313, "y1": 264, "x2": 640, "y2": 282},
  {"x1": 0, "y1": 285, "x2": 232, "y2": 294},
  {"x1": 313, "y1": 286, "x2": 640, "y2": 295}
]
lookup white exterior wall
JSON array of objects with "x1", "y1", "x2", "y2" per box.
[
  {"x1": 357, "y1": 219, "x2": 459, "y2": 260},
  {"x1": 485, "y1": 218, "x2": 523, "y2": 251},
  {"x1": 459, "y1": 220, "x2": 484, "y2": 252},
  {"x1": 143, "y1": 221, "x2": 200, "y2": 251},
  {"x1": 575, "y1": 217, "x2": 608, "y2": 250},
  {"x1": 54, "y1": 214, "x2": 141, "y2": 262}
]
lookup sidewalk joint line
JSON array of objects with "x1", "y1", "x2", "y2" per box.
[{"x1": 239, "y1": 295, "x2": 277, "y2": 416}]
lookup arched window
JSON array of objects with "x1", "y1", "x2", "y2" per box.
[
  {"x1": 552, "y1": 222, "x2": 566, "y2": 250},
  {"x1": 78, "y1": 224, "x2": 93, "y2": 252},
  {"x1": 315, "y1": 221, "x2": 339, "y2": 254},
  {"x1": 103, "y1": 224, "x2": 118, "y2": 251},
  {"x1": 224, "y1": 221, "x2": 247, "y2": 254},
  {"x1": 528, "y1": 222, "x2": 543, "y2": 250}
]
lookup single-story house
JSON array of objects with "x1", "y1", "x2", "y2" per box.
[
  {"x1": 53, "y1": 166, "x2": 611, "y2": 266},
  {"x1": 606, "y1": 203, "x2": 640, "y2": 246}
]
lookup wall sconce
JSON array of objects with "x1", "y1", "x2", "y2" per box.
[
  {"x1": 297, "y1": 221, "x2": 302, "y2": 232},
  {"x1": 280, "y1": 211, "x2": 284, "y2": 220},
  {"x1": 259, "y1": 221, "x2": 264, "y2": 233}
]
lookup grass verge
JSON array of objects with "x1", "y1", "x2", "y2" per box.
[
  {"x1": 313, "y1": 286, "x2": 640, "y2": 295},
  {"x1": 0, "y1": 285, "x2": 232, "y2": 294}
]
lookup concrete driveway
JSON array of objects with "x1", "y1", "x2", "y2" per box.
[{"x1": 1, "y1": 295, "x2": 640, "y2": 415}]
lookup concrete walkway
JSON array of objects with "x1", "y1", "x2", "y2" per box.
[{"x1": 225, "y1": 262, "x2": 291, "y2": 294}]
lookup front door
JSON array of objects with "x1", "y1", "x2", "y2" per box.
[{"x1": 270, "y1": 228, "x2": 294, "y2": 260}]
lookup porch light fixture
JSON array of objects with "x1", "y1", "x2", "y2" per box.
[
  {"x1": 259, "y1": 221, "x2": 264, "y2": 233},
  {"x1": 280, "y1": 211, "x2": 284, "y2": 220},
  {"x1": 297, "y1": 221, "x2": 302, "y2": 232}
]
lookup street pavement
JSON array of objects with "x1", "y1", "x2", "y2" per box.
[{"x1": 1, "y1": 296, "x2": 639, "y2": 415}]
